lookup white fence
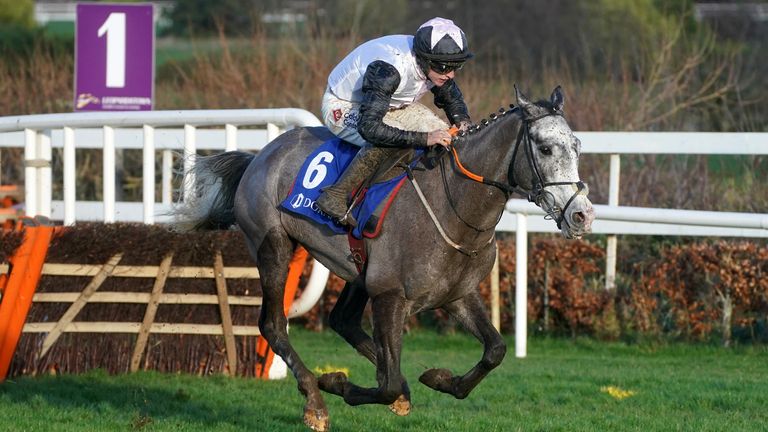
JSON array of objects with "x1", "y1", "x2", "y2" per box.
[
  {"x1": 1, "y1": 111, "x2": 767, "y2": 357},
  {"x1": 0, "y1": 108, "x2": 328, "y2": 319},
  {"x1": 0, "y1": 109, "x2": 320, "y2": 225}
]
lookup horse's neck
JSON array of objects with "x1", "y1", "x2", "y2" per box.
[
  {"x1": 459, "y1": 115, "x2": 520, "y2": 177},
  {"x1": 440, "y1": 114, "x2": 521, "y2": 228}
]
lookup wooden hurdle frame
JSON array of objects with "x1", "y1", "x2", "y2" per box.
[{"x1": 0, "y1": 218, "x2": 308, "y2": 380}]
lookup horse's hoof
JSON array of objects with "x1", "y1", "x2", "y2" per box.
[
  {"x1": 419, "y1": 368, "x2": 453, "y2": 393},
  {"x1": 318, "y1": 372, "x2": 348, "y2": 396},
  {"x1": 303, "y1": 407, "x2": 329, "y2": 432},
  {"x1": 388, "y1": 394, "x2": 411, "y2": 416}
]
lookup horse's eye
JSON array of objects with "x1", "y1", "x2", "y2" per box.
[{"x1": 539, "y1": 146, "x2": 552, "y2": 156}]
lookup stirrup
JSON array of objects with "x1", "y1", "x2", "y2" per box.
[
  {"x1": 317, "y1": 187, "x2": 359, "y2": 228},
  {"x1": 338, "y1": 208, "x2": 358, "y2": 228}
]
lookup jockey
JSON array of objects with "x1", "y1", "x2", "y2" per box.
[{"x1": 317, "y1": 17, "x2": 474, "y2": 227}]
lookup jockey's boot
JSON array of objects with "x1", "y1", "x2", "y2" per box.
[{"x1": 316, "y1": 146, "x2": 392, "y2": 228}]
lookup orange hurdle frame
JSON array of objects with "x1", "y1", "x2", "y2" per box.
[
  {"x1": 0, "y1": 217, "x2": 57, "y2": 380},
  {"x1": 255, "y1": 245, "x2": 309, "y2": 379}
]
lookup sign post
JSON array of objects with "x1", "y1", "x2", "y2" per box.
[{"x1": 75, "y1": 3, "x2": 155, "y2": 111}]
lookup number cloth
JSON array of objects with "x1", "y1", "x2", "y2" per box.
[{"x1": 280, "y1": 138, "x2": 416, "y2": 239}]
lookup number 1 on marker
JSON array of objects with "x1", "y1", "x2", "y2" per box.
[{"x1": 97, "y1": 12, "x2": 126, "y2": 88}]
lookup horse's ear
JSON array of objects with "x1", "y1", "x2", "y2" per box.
[
  {"x1": 551, "y1": 85, "x2": 564, "y2": 112},
  {"x1": 514, "y1": 84, "x2": 535, "y2": 116}
]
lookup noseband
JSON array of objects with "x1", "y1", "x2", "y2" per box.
[{"x1": 450, "y1": 109, "x2": 588, "y2": 231}]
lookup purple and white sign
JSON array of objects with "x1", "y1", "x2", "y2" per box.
[{"x1": 75, "y1": 3, "x2": 154, "y2": 111}]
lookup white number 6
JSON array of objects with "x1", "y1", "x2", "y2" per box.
[{"x1": 303, "y1": 151, "x2": 334, "y2": 189}]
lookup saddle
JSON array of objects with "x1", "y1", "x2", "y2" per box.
[{"x1": 280, "y1": 138, "x2": 432, "y2": 240}]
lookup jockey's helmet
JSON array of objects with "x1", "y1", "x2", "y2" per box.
[{"x1": 413, "y1": 17, "x2": 473, "y2": 74}]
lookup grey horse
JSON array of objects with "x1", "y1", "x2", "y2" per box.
[{"x1": 172, "y1": 86, "x2": 594, "y2": 431}]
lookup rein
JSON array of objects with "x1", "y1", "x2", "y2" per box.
[{"x1": 403, "y1": 163, "x2": 491, "y2": 257}]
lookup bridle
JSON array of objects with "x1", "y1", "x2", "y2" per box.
[
  {"x1": 405, "y1": 107, "x2": 588, "y2": 257},
  {"x1": 449, "y1": 108, "x2": 588, "y2": 231}
]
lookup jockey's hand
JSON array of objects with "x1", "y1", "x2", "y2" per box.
[
  {"x1": 427, "y1": 129, "x2": 453, "y2": 148},
  {"x1": 458, "y1": 120, "x2": 472, "y2": 132}
]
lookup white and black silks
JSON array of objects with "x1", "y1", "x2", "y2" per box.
[
  {"x1": 358, "y1": 60, "x2": 470, "y2": 148},
  {"x1": 326, "y1": 35, "x2": 470, "y2": 149}
]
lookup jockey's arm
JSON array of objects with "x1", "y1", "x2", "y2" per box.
[
  {"x1": 431, "y1": 79, "x2": 471, "y2": 129},
  {"x1": 357, "y1": 61, "x2": 429, "y2": 148}
]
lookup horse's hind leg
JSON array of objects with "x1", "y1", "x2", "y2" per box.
[
  {"x1": 254, "y1": 228, "x2": 328, "y2": 431},
  {"x1": 419, "y1": 291, "x2": 507, "y2": 399},
  {"x1": 318, "y1": 291, "x2": 408, "y2": 408},
  {"x1": 328, "y1": 279, "x2": 376, "y2": 362},
  {"x1": 327, "y1": 281, "x2": 411, "y2": 415}
]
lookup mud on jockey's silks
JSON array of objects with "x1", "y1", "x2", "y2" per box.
[{"x1": 280, "y1": 138, "x2": 418, "y2": 239}]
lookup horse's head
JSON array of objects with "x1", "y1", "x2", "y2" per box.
[{"x1": 510, "y1": 85, "x2": 594, "y2": 239}]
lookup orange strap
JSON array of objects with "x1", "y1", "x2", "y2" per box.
[
  {"x1": 447, "y1": 126, "x2": 486, "y2": 183},
  {"x1": 450, "y1": 147, "x2": 485, "y2": 183}
]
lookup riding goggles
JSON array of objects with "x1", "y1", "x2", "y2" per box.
[{"x1": 429, "y1": 60, "x2": 464, "y2": 74}]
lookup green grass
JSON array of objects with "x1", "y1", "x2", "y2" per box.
[
  {"x1": 40, "y1": 22, "x2": 74, "y2": 38},
  {"x1": 155, "y1": 38, "x2": 242, "y2": 67},
  {"x1": 1, "y1": 329, "x2": 766, "y2": 431}
]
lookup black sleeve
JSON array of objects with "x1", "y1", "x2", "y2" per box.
[
  {"x1": 431, "y1": 79, "x2": 471, "y2": 125},
  {"x1": 357, "y1": 61, "x2": 428, "y2": 148}
]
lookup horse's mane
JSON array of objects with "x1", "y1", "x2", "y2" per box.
[
  {"x1": 452, "y1": 97, "x2": 561, "y2": 145},
  {"x1": 453, "y1": 104, "x2": 518, "y2": 140}
]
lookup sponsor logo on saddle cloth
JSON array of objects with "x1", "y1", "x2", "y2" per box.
[{"x1": 280, "y1": 138, "x2": 413, "y2": 239}]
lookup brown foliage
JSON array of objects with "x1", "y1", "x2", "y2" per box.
[
  {"x1": 156, "y1": 29, "x2": 342, "y2": 111},
  {"x1": 630, "y1": 241, "x2": 768, "y2": 343},
  {"x1": 0, "y1": 43, "x2": 72, "y2": 116},
  {"x1": 526, "y1": 238, "x2": 608, "y2": 337}
]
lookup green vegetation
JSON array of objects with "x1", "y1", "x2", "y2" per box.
[
  {"x1": 1, "y1": 328, "x2": 766, "y2": 431},
  {"x1": 0, "y1": 0, "x2": 34, "y2": 29}
]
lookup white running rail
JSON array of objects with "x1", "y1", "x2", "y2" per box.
[{"x1": 0, "y1": 108, "x2": 328, "y2": 318}]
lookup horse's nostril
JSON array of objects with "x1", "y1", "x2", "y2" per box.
[{"x1": 572, "y1": 211, "x2": 585, "y2": 224}]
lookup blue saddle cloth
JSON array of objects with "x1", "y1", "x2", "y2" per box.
[{"x1": 280, "y1": 138, "x2": 417, "y2": 239}]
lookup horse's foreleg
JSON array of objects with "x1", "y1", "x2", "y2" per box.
[
  {"x1": 419, "y1": 291, "x2": 507, "y2": 399},
  {"x1": 319, "y1": 291, "x2": 408, "y2": 409},
  {"x1": 327, "y1": 282, "x2": 411, "y2": 415},
  {"x1": 255, "y1": 229, "x2": 328, "y2": 431}
]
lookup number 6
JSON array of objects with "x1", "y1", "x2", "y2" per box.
[{"x1": 303, "y1": 151, "x2": 334, "y2": 189}]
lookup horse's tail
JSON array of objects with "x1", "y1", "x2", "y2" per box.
[{"x1": 171, "y1": 151, "x2": 255, "y2": 231}]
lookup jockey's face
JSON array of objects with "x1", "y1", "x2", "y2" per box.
[{"x1": 427, "y1": 68, "x2": 455, "y2": 87}]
